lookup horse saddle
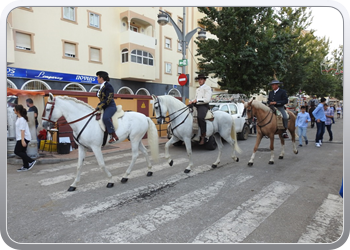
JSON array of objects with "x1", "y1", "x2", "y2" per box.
[
  {"x1": 274, "y1": 108, "x2": 289, "y2": 130},
  {"x1": 192, "y1": 107, "x2": 214, "y2": 134},
  {"x1": 97, "y1": 105, "x2": 125, "y2": 132}
]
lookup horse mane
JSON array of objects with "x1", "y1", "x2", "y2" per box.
[
  {"x1": 252, "y1": 100, "x2": 270, "y2": 112},
  {"x1": 159, "y1": 95, "x2": 186, "y2": 110},
  {"x1": 57, "y1": 96, "x2": 94, "y2": 110}
]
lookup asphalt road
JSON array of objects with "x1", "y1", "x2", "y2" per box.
[{"x1": 5, "y1": 118, "x2": 344, "y2": 246}]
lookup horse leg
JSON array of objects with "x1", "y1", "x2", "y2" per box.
[
  {"x1": 121, "y1": 139, "x2": 141, "y2": 183},
  {"x1": 289, "y1": 128, "x2": 298, "y2": 154},
  {"x1": 212, "y1": 134, "x2": 223, "y2": 168},
  {"x1": 268, "y1": 136, "x2": 275, "y2": 164},
  {"x1": 165, "y1": 136, "x2": 180, "y2": 167},
  {"x1": 91, "y1": 146, "x2": 114, "y2": 188},
  {"x1": 277, "y1": 134, "x2": 285, "y2": 160},
  {"x1": 248, "y1": 134, "x2": 263, "y2": 166},
  {"x1": 183, "y1": 137, "x2": 194, "y2": 173},
  {"x1": 68, "y1": 146, "x2": 86, "y2": 191},
  {"x1": 138, "y1": 141, "x2": 153, "y2": 177}
]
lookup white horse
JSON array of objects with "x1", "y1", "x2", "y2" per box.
[
  {"x1": 151, "y1": 95, "x2": 241, "y2": 173},
  {"x1": 42, "y1": 93, "x2": 159, "y2": 191}
]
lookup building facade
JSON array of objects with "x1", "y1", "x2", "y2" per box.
[{"x1": 7, "y1": 6, "x2": 221, "y2": 100}]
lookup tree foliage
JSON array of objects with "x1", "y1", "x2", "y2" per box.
[{"x1": 196, "y1": 7, "x2": 343, "y2": 99}]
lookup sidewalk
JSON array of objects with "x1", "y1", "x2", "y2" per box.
[{"x1": 7, "y1": 137, "x2": 169, "y2": 165}]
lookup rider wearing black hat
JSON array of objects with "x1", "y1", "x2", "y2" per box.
[
  {"x1": 95, "y1": 71, "x2": 118, "y2": 143},
  {"x1": 267, "y1": 79, "x2": 289, "y2": 138},
  {"x1": 189, "y1": 74, "x2": 212, "y2": 145}
]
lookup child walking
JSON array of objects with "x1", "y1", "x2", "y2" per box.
[
  {"x1": 14, "y1": 104, "x2": 37, "y2": 172},
  {"x1": 295, "y1": 106, "x2": 311, "y2": 147}
]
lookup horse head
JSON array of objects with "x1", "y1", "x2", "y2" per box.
[
  {"x1": 151, "y1": 95, "x2": 167, "y2": 124},
  {"x1": 244, "y1": 99, "x2": 255, "y2": 123},
  {"x1": 42, "y1": 93, "x2": 62, "y2": 125}
]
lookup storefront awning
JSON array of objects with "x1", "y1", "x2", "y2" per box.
[{"x1": 7, "y1": 88, "x2": 45, "y2": 96}]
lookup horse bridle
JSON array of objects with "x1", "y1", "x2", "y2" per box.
[
  {"x1": 246, "y1": 103, "x2": 273, "y2": 129},
  {"x1": 42, "y1": 97, "x2": 97, "y2": 127},
  {"x1": 153, "y1": 96, "x2": 191, "y2": 131}
]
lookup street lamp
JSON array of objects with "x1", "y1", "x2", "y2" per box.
[{"x1": 157, "y1": 8, "x2": 206, "y2": 102}]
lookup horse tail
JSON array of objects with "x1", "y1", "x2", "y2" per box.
[
  {"x1": 147, "y1": 117, "x2": 159, "y2": 161},
  {"x1": 230, "y1": 117, "x2": 242, "y2": 154}
]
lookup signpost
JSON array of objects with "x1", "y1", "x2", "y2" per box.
[{"x1": 179, "y1": 59, "x2": 188, "y2": 67}]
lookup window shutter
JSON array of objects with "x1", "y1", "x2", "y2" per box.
[
  {"x1": 90, "y1": 48, "x2": 100, "y2": 61},
  {"x1": 64, "y1": 42, "x2": 76, "y2": 57},
  {"x1": 16, "y1": 32, "x2": 31, "y2": 49}
]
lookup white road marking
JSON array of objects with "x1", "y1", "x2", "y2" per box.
[
  {"x1": 39, "y1": 153, "x2": 165, "y2": 186},
  {"x1": 36, "y1": 152, "x2": 134, "y2": 175},
  {"x1": 192, "y1": 181, "x2": 299, "y2": 243},
  {"x1": 49, "y1": 157, "x2": 188, "y2": 201},
  {"x1": 62, "y1": 164, "x2": 234, "y2": 220},
  {"x1": 298, "y1": 194, "x2": 343, "y2": 243},
  {"x1": 98, "y1": 174, "x2": 253, "y2": 243}
]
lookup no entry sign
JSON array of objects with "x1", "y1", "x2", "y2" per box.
[{"x1": 178, "y1": 74, "x2": 188, "y2": 86}]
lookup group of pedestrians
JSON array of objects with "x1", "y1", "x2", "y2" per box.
[{"x1": 295, "y1": 97, "x2": 337, "y2": 148}]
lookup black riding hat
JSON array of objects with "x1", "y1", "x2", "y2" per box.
[
  {"x1": 195, "y1": 74, "x2": 208, "y2": 81},
  {"x1": 268, "y1": 80, "x2": 283, "y2": 85}
]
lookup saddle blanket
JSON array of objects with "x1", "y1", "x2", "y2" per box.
[
  {"x1": 275, "y1": 110, "x2": 289, "y2": 130},
  {"x1": 98, "y1": 105, "x2": 125, "y2": 132}
]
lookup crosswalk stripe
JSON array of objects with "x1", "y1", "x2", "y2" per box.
[
  {"x1": 192, "y1": 181, "x2": 299, "y2": 243},
  {"x1": 297, "y1": 194, "x2": 343, "y2": 243},
  {"x1": 39, "y1": 153, "x2": 165, "y2": 186},
  {"x1": 36, "y1": 152, "x2": 134, "y2": 175},
  {"x1": 49, "y1": 157, "x2": 188, "y2": 201},
  {"x1": 98, "y1": 174, "x2": 253, "y2": 243},
  {"x1": 62, "y1": 164, "x2": 231, "y2": 220}
]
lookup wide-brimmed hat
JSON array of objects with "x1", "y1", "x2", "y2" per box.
[
  {"x1": 268, "y1": 80, "x2": 283, "y2": 85},
  {"x1": 195, "y1": 74, "x2": 208, "y2": 81}
]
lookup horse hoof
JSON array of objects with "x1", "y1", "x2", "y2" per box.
[
  {"x1": 169, "y1": 160, "x2": 173, "y2": 166},
  {"x1": 184, "y1": 169, "x2": 191, "y2": 173},
  {"x1": 236, "y1": 158, "x2": 239, "y2": 162},
  {"x1": 247, "y1": 162, "x2": 253, "y2": 167},
  {"x1": 106, "y1": 183, "x2": 114, "y2": 188},
  {"x1": 121, "y1": 178, "x2": 128, "y2": 183},
  {"x1": 147, "y1": 171, "x2": 153, "y2": 176},
  {"x1": 67, "y1": 186, "x2": 76, "y2": 192},
  {"x1": 279, "y1": 156, "x2": 283, "y2": 159},
  {"x1": 269, "y1": 161, "x2": 274, "y2": 164},
  {"x1": 295, "y1": 150, "x2": 298, "y2": 154},
  {"x1": 212, "y1": 164, "x2": 217, "y2": 169}
]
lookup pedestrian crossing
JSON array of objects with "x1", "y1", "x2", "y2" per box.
[{"x1": 34, "y1": 153, "x2": 343, "y2": 243}]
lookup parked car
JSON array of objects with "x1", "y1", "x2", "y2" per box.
[{"x1": 209, "y1": 101, "x2": 250, "y2": 140}]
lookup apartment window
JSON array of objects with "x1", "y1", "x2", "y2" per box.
[
  {"x1": 131, "y1": 50, "x2": 153, "y2": 66},
  {"x1": 165, "y1": 62, "x2": 172, "y2": 74},
  {"x1": 63, "y1": 7, "x2": 76, "y2": 22},
  {"x1": 63, "y1": 40, "x2": 78, "y2": 60},
  {"x1": 122, "y1": 49, "x2": 128, "y2": 63},
  {"x1": 177, "y1": 41, "x2": 182, "y2": 52},
  {"x1": 177, "y1": 17, "x2": 183, "y2": 31},
  {"x1": 89, "y1": 46, "x2": 101, "y2": 63},
  {"x1": 88, "y1": 11, "x2": 100, "y2": 29},
  {"x1": 15, "y1": 31, "x2": 34, "y2": 53},
  {"x1": 165, "y1": 37, "x2": 171, "y2": 49},
  {"x1": 177, "y1": 65, "x2": 183, "y2": 75}
]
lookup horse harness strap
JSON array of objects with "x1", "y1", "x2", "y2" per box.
[
  {"x1": 73, "y1": 113, "x2": 96, "y2": 146},
  {"x1": 257, "y1": 110, "x2": 273, "y2": 128}
]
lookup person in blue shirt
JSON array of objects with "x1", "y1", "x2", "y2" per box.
[
  {"x1": 295, "y1": 106, "x2": 311, "y2": 147},
  {"x1": 312, "y1": 97, "x2": 327, "y2": 148}
]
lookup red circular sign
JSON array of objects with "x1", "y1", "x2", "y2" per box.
[{"x1": 178, "y1": 74, "x2": 188, "y2": 86}]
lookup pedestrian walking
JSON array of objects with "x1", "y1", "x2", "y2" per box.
[
  {"x1": 295, "y1": 106, "x2": 311, "y2": 147},
  {"x1": 312, "y1": 97, "x2": 326, "y2": 148},
  {"x1": 13, "y1": 104, "x2": 37, "y2": 172},
  {"x1": 330, "y1": 105, "x2": 335, "y2": 124},
  {"x1": 336, "y1": 106, "x2": 342, "y2": 119},
  {"x1": 324, "y1": 103, "x2": 334, "y2": 141}
]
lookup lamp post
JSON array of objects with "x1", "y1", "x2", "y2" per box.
[{"x1": 158, "y1": 8, "x2": 206, "y2": 102}]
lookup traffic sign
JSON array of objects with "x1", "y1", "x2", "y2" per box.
[
  {"x1": 179, "y1": 59, "x2": 188, "y2": 66},
  {"x1": 178, "y1": 74, "x2": 188, "y2": 86}
]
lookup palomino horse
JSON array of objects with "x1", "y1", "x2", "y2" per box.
[
  {"x1": 244, "y1": 100, "x2": 298, "y2": 166},
  {"x1": 151, "y1": 95, "x2": 241, "y2": 173},
  {"x1": 42, "y1": 93, "x2": 159, "y2": 191}
]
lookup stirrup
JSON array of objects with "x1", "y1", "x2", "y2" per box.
[{"x1": 109, "y1": 137, "x2": 118, "y2": 144}]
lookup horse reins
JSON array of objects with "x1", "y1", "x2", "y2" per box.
[{"x1": 153, "y1": 96, "x2": 191, "y2": 132}]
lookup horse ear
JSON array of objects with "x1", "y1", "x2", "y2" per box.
[
  {"x1": 49, "y1": 93, "x2": 54, "y2": 101},
  {"x1": 151, "y1": 94, "x2": 157, "y2": 101}
]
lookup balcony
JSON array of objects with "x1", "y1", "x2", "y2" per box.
[
  {"x1": 119, "y1": 30, "x2": 156, "y2": 50},
  {"x1": 119, "y1": 62, "x2": 155, "y2": 81}
]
